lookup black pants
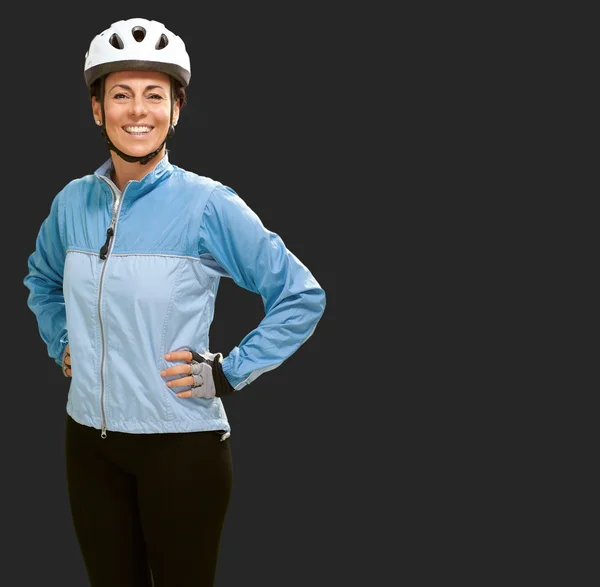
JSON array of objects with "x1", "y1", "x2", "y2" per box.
[{"x1": 65, "y1": 414, "x2": 233, "y2": 587}]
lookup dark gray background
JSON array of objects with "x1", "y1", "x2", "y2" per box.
[{"x1": 0, "y1": 7, "x2": 381, "y2": 587}]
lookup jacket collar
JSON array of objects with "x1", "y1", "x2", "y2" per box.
[{"x1": 94, "y1": 152, "x2": 174, "y2": 198}]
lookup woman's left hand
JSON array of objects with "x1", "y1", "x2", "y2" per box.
[{"x1": 160, "y1": 350, "x2": 235, "y2": 398}]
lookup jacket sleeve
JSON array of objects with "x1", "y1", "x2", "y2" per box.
[
  {"x1": 23, "y1": 192, "x2": 68, "y2": 366},
  {"x1": 198, "y1": 184, "x2": 326, "y2": 391}
]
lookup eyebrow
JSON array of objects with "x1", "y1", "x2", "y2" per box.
[{"x1": 108, "y1": 84, "x2": 167, "y2": 93}]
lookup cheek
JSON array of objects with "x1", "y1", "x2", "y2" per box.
[
  {"x1": 157, "y1": 106, "x2": 173, "y2": 123},
  {"x1": 102, "y1": 104, "x2": 119, "y2": 124}
]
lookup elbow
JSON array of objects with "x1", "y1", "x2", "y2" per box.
[
  {"x1": 318, "y1": 286, "x2": 326, "y2": 318},
  {"x1": 307, "y1": 284, "x2": 326, "y2": 322}
]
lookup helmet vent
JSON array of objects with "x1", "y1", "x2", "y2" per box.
[
  {"x1": 109, "y1": 34, "x2": 124, "y2": 49},
  {"x1": 155, "y1": 34, "x2": 169, "y2": 50},
  {"x1": 131, "y1": 26, "x2": 146, "y2": 42}
]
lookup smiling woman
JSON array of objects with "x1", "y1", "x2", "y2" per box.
[{"x1": 23, "y1": 16, "x2": 326, "y2": 587}]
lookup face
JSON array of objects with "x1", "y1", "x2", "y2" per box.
[{"x1": 92, "y1": 70, "x2": 179, "y2": 158}]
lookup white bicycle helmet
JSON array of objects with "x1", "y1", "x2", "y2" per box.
[{"x1": 84, "y1": 18, "x2": 191, "y2": 88}]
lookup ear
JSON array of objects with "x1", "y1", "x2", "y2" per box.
[
  {"x1": 91, "y1": 96, "x2": 102, "y2": 125},
  {"x1": 173, "y1": 99, "x2": 181, "y2": 126}
]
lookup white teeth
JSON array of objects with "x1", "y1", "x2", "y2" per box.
[{"x1": 124, "y1": 126, "x2": 152, "y2": 134}]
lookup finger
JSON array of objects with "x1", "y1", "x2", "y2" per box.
[
  {"x1": 160, "y1": 364, "x2": 191, "y2": 377},
  {"x1": 65, "y1": 356, "x2": 71, "y2": 366},
  {"x1": 175, "y1": 390, "x2": 193, "y2": 398},
  {"x1": 164, "y1": 351, "x2": 193, "y2": 362},
  {"x1": 166, "y1": 376, "x2": 194, "y2": 388},
  {"x1": 66, "y1": 368, "x2": 72, "y2": 376}
]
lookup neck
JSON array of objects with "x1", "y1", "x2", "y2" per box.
[{"x1": 110, "y1": 148, "x2": 166, "y2": 191}]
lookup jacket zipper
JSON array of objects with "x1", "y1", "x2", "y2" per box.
[{"x1": 97, "y1": 180, "x2": 126, "y2": 438}]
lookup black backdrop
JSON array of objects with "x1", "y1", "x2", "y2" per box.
[
  {"x1": 2, "y1": 8, "x2": 364, "y2": 587},
  {"x1": 1, "y1": 5, "x2": 558, "y2": 586}
]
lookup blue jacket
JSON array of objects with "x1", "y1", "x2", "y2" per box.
[{"x1": 24, "y1": 154, "x2": 326, "y2": 436}]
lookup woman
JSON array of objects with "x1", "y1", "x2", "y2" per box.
[{"x1": 23, "y1": 17, "x2": 326, "y2": 587}]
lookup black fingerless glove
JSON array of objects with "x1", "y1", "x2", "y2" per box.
[{"x1": 189, "y1": 352, "x2": 235, "y2": 398}]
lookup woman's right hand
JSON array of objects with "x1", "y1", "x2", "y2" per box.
[{"x1": 62, "y1": 345, "x2": 71, "y2": 378}]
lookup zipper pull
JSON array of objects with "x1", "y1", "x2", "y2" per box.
[
  {"x1": 101, "y1": 425, "x2": 107, "y2": 439},
  {"x1": 99, "y1": 227, "x2": 114, "y2": 259}
]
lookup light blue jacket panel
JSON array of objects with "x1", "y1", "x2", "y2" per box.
[{"x1": 24, "y1": 154, "x2": 326, "y2": 434}]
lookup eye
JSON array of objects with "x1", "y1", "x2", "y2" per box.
[
  {"x1": 113, "y1": 92, "x2": 129, "y2": 99},
  {"x1": 148, "y1": 93, "x2": 165, "y2": 101}
]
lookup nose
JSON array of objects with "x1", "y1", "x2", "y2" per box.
[{"x1": 129, "y1": 96, "x2": 147, "y2": 118}]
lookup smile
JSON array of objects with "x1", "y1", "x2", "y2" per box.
[{"x1": 123, "y1": 125, "x2": 154, "y2": 135}]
